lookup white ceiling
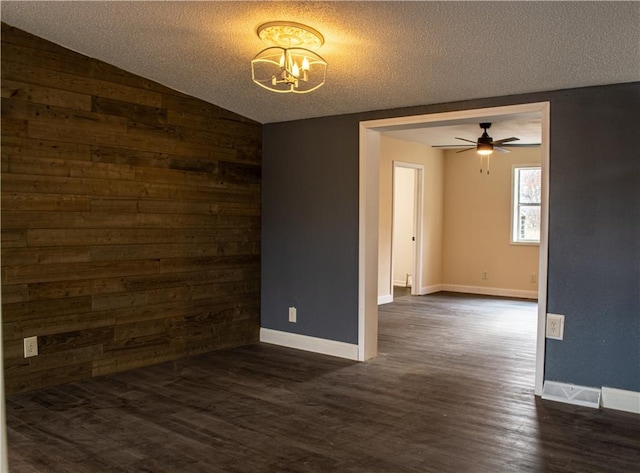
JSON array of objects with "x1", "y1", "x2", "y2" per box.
[{"x1": 1, "y1": 0, "x2": 639, "y2": 130}]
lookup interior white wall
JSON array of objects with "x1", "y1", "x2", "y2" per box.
[
  {"x1": 422, "y1": 153, "x2": 445, "y2": 293},
  {"x1": 378, "y1": 136, "x2": 444, "y2": 300},
  {"x1": 378, "y1": 136, "x2": 541, "y2": 299},
  {"x1": 442, "y1": 147, "x2": 541, "y2": 296}
]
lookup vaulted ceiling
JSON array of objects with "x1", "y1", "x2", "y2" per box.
[{"x1": 2, "y1": 1, "x2": 639, "y2": 130}]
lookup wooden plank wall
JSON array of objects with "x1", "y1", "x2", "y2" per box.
[{"x1": 1, "y1": 24, "x2": 262, "y2": 394}]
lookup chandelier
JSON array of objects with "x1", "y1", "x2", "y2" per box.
[{"x1": 251, "y1": 21, "x2": 327, "y2": 94}]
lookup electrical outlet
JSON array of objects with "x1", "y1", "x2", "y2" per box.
[
  {"x1": 482, "y1": 271, "x2": 488, "y2": 280},
  {"x1": 546, "y1": 314, "x2": 565, "y2": 340},
  {"x1": 288, "y1": 306, "x2": 297, "y2": 323},
  {"x1": 530, "y1": 274, "x2": 537, "y2": 284},
  {"x1": 24, "y1": 336, "x2": 38, "y2": 358}
]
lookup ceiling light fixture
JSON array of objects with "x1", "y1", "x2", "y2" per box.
[{"x1": 251, "y1": 21, "x2": 327, "y2": 94}]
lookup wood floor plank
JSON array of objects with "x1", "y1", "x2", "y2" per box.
[{"x1": 6, "y1": 293, "x2": 640, "y2": 472}]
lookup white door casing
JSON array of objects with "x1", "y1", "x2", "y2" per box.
[{"x1": 358, "y1": 102, "x2": 550, "y2": 396}]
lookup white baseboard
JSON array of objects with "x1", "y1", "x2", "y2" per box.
[
  {"x1": 393, "y1": 280, "x2": 408, "y2": 287},
  {"x1": 601, "y1": 387, "x2": 640, "y2": 414},
  {"x1": 441, "y1": 284, "x2": 538, "y2": 300},
  {"x1": 382, "y1": 283, "x2": 537, "y2": 299},
  {"x1": 260, "y1": 328, "x2": 359, "y2": 361},
  {"x1": 420, "y1": 284, "x2": 442, "y2": 295}
]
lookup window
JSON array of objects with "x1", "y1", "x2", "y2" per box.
[{"x1": 512, "y1": 166, "x2": 541, "y2": 244}]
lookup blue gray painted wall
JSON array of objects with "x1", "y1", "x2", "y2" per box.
[
  {"x1": 262, "y1": 82, "x2": 640, "y2": 391},
  {"x1": 545, "y1": 85, "x2": 640, "y2": 391},
  {"x1": 262, "y1": 115, "x2": 360, "y2": 343}
]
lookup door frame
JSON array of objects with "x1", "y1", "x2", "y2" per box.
[
  {"x1": 391, "y1": 162, "x2": 424, "y2": 298},
  {"x1": 358, "y1": 102, "x2": 550, "y2": 396}
]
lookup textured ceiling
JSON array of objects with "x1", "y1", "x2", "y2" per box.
[{"x1": 1, "y1": 1, "x2": 639, "y2": 125}]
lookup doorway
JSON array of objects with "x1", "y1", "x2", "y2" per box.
[
  {"x1": 391, "y1": 162, "x2": 423, "y2": 299},
  {"x1": 358, "y1": 103, "x2": 550, "y2": 396}
]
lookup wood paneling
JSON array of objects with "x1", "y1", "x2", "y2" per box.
[{"x1": 1, "y1": 23, "x2": 261, "y2": 394}]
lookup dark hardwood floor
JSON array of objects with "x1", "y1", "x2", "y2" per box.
[{"x1": 6, "y1": 292, "x2": 640, "y2": 472}]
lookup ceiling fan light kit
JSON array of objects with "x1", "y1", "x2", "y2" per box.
[
  {"x1": 251, "y1": 21, "x2": 327, "y2": 94},
  {"x1": 476, "y1": 142, "x2": 494, "y2": 156},
  {"x1": 475, "y1": 123, "x2": 494, "y2": 155}
]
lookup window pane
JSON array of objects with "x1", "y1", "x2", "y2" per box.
[
  {"x1": 519, "y1": 168, "x2": 541, "y2": 204},
  {"x1": 518, "y1": 206, "x2": 540, "y2": 241}
]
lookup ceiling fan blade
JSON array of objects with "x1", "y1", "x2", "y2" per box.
[
  {"x1": 494, "y1": 146, "x2": 511, "y2": 153},
  {"x1": 431, "y1": 145, "x2": 470, "y2": 148},
  {"x1": 430, "y1": 143, "x2": 540, "y2": 150},
  {"x1": 455, "y1": 137, "x2": 478, "y2": 144},
  {"x1": 456, "y1": 147, "x2": 476, "y2": 154},
  {"x1": 497, "y1": 143, "x2": 541, "y2": 147},
  {"x1": 492, "y1": 137, "x2": 520, "y2": 145}
]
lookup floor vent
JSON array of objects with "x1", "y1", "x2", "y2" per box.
[{"x1": 542, "y1": 381, "x2": 601, "y2": 409}]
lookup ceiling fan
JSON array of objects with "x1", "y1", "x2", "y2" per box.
[
  {"x1": 433, "y1": 122, "x2": 522, "y2": 174},
  {"x1": 452, "y1": 122, "x2": 520, "y2": 155}
]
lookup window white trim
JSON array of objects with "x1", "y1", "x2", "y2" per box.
[{"x1": 511, "y1": 164, "x2": 542, "y2": 245}]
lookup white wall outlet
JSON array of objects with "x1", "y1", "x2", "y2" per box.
[
  {"x1": 288, "y1": 306, "x2": 297, "y2": 323},
  {"x1": 546, "y1": 313, "x2": 565, "y2": 340},
  {"x1": 482, "y1": 271, "x2": 488, "y2": 280},
  {"x1": 24, "y1": 336, "x2": 38, "y2": 358}
]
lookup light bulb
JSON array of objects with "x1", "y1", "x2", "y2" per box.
[
  {"x1": 477, "y1": 149, "x2": 493, "y2": 156},
  {"x1": 292, "y1": 61, "x2": 300, "y2": 77},
  {"x1": 279, "y1": 51, "x2": 285, "y2": 68},
  {"x1": 302, "y1": 56, "x2": 310, "y2": 71}
]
